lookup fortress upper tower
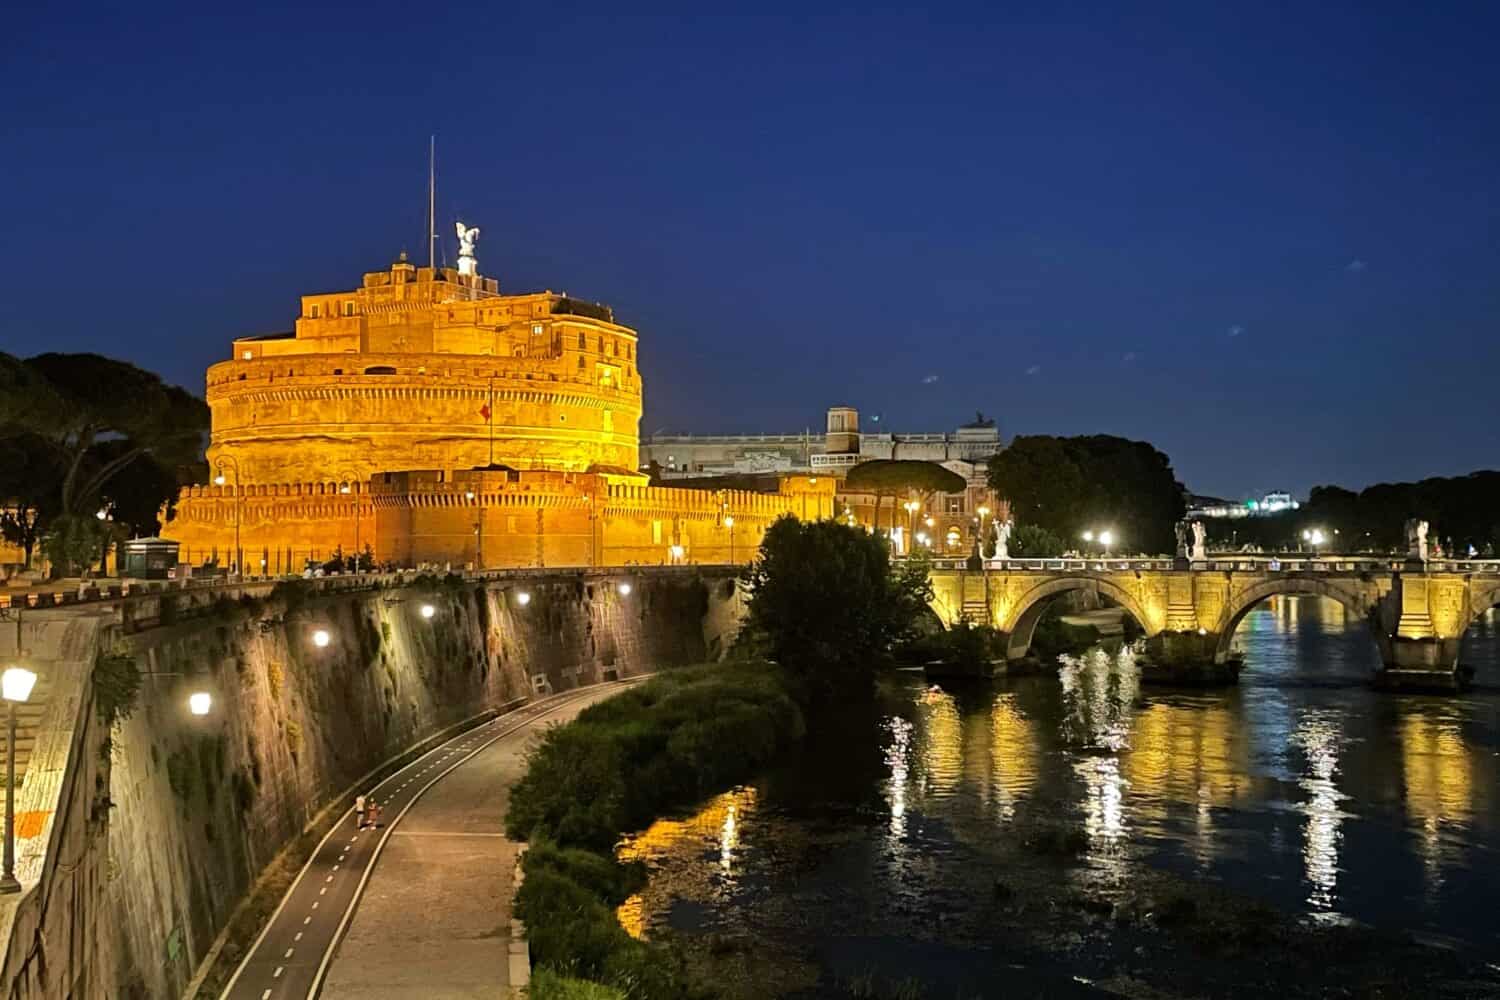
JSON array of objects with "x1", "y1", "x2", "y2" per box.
[{"x1": 208, "y1": 254, "x2": 642, "y2": 483}]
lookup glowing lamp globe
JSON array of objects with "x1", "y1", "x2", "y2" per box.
[
  {"x1": 188, "y1": 691, "x2": 212, "y2": 716},
  {"x1": 618, "y1": 582, "x2": 632, "y2": 596},
  {"x1": 312, "y1": 629, "x2": 332, "y2": 648},
  {"x1": 420, "y1": 604, "x2": 436, "y2": 620},
  {"x1": 1, "y1": 667, "x2": 37, "y2": 703},
  {"x1": 516, "y1": 592, "x2": 531, "y2": 607}
]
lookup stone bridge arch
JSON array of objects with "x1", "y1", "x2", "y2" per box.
[
  {"x1": 1209, "y1": 575, "x2": 1389, "y2": 665},
  {"x1": 1002, "y1": 576, "x2": 1156, "y2": 661},
  {"x1": 1463, "y1": 580, "x2": 1500, "y2": 638}
]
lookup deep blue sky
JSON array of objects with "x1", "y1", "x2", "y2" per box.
[{"x1": 3, "y1": 3, "x2": 1496, "y2": 498}]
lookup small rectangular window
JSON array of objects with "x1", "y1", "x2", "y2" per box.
[
  {"x1": 310, "y1": 304, "x2": 321, "y2": 319},
  {"x1": 343, "y1": 301, "x2": 355, "y2": 317},
  {"x1": 652, "y1": 520, "x2": 662, "y2": 545}
]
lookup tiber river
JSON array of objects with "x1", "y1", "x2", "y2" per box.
[{"x1": 617, "y1": 598, "x2": 1500, "y2": 998}]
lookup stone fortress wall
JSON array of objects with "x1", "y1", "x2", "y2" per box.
[
  {"x1": 167, "y1": 472, "x2": 835, "y2": 571},
  {"x1": 0, "y1": 568, "x2": 747, "y2": 1000},
  {"x1": 165, "y1": 249, "x2": 833, "y2": 567}
]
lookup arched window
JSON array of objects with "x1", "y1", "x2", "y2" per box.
[{"x1": 363, "y1": 365, "x2": 397, "y2": 375}]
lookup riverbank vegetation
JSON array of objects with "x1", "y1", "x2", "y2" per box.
[
  {"x1": 507, "y1": 662, "x2": 805, "y2": 998},
  {"x1": 742, "y1": 517, "x2": 931, "y2": 701}
]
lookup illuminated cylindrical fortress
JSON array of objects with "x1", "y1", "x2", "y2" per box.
[{"x1": 207, "y1": 254, "x2": 642, "y2": 483}]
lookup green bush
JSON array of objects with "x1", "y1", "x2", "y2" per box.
[
  {"x1": 528, "y1": 968, "x2": 626, "y2": 1000},
  {"x1": 507, "y1": 661, "x2": 802, "y2": 999}
]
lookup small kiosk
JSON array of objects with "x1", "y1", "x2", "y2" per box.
[{"x1": 122, "y1": 537, "x2": 181, "y2": 580}]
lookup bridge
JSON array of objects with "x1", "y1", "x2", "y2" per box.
[{"x1": 927, "y1": 555, "x2": 1500, "y2": 690}]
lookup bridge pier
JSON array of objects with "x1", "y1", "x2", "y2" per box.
[
  {"x1": 1373, "y1": 637, "x2": 1466, "y2": 692},
  {"x1": 1138, "y1": 630, "x2": 1241, "y2": 686}
]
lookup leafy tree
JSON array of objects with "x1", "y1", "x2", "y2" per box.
[
  {"x1": 8, "y1": 353, "x2": 207, "y2": 521},
  {"x1": 844, "y1": 460, "x2": 966, "y2": 535},
  {"x1": 0, "y1": 432, "x2": 64, "y2": 569},
  {"x1": 1009, "y1": 523, "x2": 1066, "y2": 557},
  {"x1": 0, "y1": 353, "x2": 208, "y2": 574},
  {"x1": 988, "y1": 435, "x2": 1184, "y2": 555},
  {"x1": 42, "y1": 514, "x2": 109, "y2": 577},
  {"x1": 744, "y1": 516, "x2": 932, "y2": 702}
]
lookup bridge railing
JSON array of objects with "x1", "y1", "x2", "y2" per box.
[{"x1": 921, "y1": 555, "x2": 1500, "y2": 575}]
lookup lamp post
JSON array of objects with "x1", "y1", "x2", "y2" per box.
[
  {"x1": 465, "y1": 488, "x2": 483, "y2": 569},
  {"x1": 1, "y1": 666, "x2": 37, "y2": 894},
  {"x1": 724, "y1": 515, "x2": 735, "y2": 564},
  {"x1": 213, "y1": 455, "x2": 243, "y2": 576},
  {"x1": 1099, "y1": 530, "x2": 1114, "y2": 557},
  {"x1": 338, "y1": 473, "x2": 364, "y2": 570}
]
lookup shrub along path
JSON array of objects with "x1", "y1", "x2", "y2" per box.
[{"x1": 506, "y1": 661, "x2": 806, "y2": 1000}]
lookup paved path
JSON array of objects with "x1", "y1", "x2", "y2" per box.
[{"x1": 221, "y1": 683, "x2": 630, "y2": 1000}]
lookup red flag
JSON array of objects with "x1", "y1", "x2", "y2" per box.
[{"x1": 479, "y1": 403, "x2": 491, "y2": 421}]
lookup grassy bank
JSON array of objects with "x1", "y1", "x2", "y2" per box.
[{"x1": 507, "y1": 662, "x2": 805, "y2": 999}]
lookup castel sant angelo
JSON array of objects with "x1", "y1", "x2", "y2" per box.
[{"x1": 165, "y1": 225, "x2": 833, "y2": 571}]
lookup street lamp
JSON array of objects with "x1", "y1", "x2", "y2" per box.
[
  {"x1": 420, "y1": 603, "x2": 436, "y2": 620},
  {"x1": 213, "y1": 455, "x2": 244, "y2": 577},
  {"x1": 617, "y1": 582, "x2": 632, "y2": 596},
  {"x1": 1302, "y1": 528, "x2": 1326, "y2": 553},
  {"x1": 723, "y1": 515, "x2": 735, "y2": 564},
  {"x1": 463, "y1": 488, "x2": 484, "y2": 569},
  {"x1": 903, "y1": 501, "x2": 920, "y2": 555},
  {"x1": 338, "y1": 474, "x2": 364, "y2": 570},
  {"x1": 312, "y1": 628, "x2": 331, "y2": 649},
  {"x1": 1082, "y1": 530, "x2": 1094, "y2": 544},
  {"x1": 188, "y1": 691, "x2": 213, "y2": 716},
  {"x1": 2, "y1": 666, "x2": 37, "y2": 894},
  {"x1": 516, "y1": 591, "x2": 532, "y2": 607},
  {"x1": 1098, "y1": 530, "x2": 1114, "y2": 556}
]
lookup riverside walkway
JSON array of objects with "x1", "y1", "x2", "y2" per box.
[{"x1": 221, "y1": 682, "x2": 632, "y2": 1000}]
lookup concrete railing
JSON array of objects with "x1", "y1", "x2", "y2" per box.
[{"x1": 924, "y1": 555, "x2": 1500, "y2": 575}]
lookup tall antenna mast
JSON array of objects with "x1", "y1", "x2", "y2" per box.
[{"x1": 427, "y1": 136, "x2": 437, "y2": 269}]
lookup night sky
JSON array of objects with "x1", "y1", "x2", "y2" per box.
[{"x1": 4, "y1": 3, "x2": 1497, "y2": 499}]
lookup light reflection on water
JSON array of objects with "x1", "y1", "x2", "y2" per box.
[{"x1": 625, "y1": 597, "x2": 1500, "y2": 960}]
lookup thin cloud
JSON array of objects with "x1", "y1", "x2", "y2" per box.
[
  {"x1": 1025, "y1": 365, "x2": 1041, "y2": 376},
  {"x1": 1122, "y1": 351, "x2": 1137, "y2": 363},
  {"x1": 1345, "y1": 258, "x2": 1367, "y2": 272},
  {"x1": 921, "y1": 373, "x2": 940, "y2": 384},
  {"x1": 1228, "y1": 324, "x2": 1245, "y2": 338}
]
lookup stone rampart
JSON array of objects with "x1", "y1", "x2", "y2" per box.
[{"x1": 0, "y1": 567, "x2": 742, "y2": 999}]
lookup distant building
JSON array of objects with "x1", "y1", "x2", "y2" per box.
[
  {"x1": 642, "y1": 408, "x2": 1003, "y2": 477},
  {"x1": 1186, "y1": 490, "x2": 1302, "y2": 519},
  {"x1": 644, "y1": 408, "x2": 1006, "y2": 555}
]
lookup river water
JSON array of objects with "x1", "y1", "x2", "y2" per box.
[{"x1": 619, "y1": 598, "x2": 1500, "y2": 997}]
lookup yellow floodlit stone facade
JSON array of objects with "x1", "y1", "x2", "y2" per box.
[
  {"x1": 213, "y1": 256, "x2": 642, "y2": 482},
  {"x1": 167, "y1": 256, "x2": 834, "y2": 569}
]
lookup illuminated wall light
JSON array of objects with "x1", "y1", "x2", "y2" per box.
[
  {"x1": 188, "y1": 691, "x2": 213, "y2": 716},
  {"x1": 516, "y1": 591, "x2": 532, "y2": 606},
  {"x1": 312, "y1": 629, "x2": 331, "y2": 648},
  {"x1": 618, "y1": 582, "x2": 632, "y2": 596},
  {"x1": 420, "y1": 603, "x2": 436, "y2": 619}
]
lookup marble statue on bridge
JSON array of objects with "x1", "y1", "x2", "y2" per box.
[
  {"x1": 1406, "y1": 518, "x2": 1430, "y2": 562},
  {"x1": 1191, "y1": 521, "x2": 1208, "y2": 562},
  {"x1": 992, "y1": 519, "x2": 1012, "y2": 561}
]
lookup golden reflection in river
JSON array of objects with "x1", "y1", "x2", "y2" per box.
[
  {"x1": 1123, "y1": 701, "x2": 1249, "y2": 869},
  {"x1": 1290, "y1": 713, "x2": 1346, "y2": 912},
  {"x1": 1398, "y1": 711, "x2": 1472, "y2": 899},
  {"x1": 614, "y1": 786, "x2": 759, "y2": 939},
  {"x1": 917, "y1": 688, "x2": 963, "y2": 799},
  {"x1": 987, "y1": 695, "x2": 1037, "y2": 822}
]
